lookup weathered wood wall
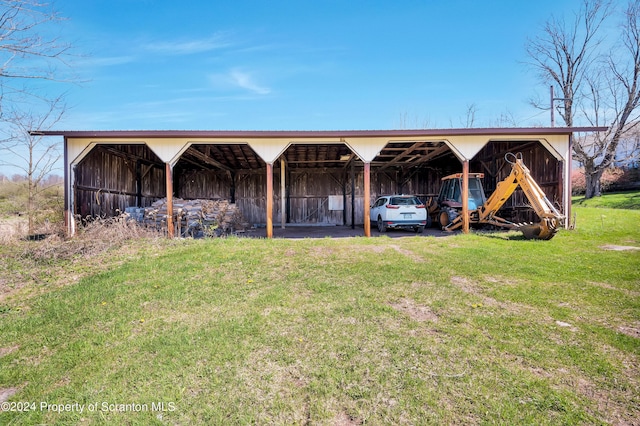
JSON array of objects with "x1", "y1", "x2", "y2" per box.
[
  {"x1": 73, "y1": 142, "x2": 561, "y2": 226},
  {"x1": 175, "y1": 169, "x2": 233, "y2": 200},
  {"x1": 284, "y1": 169, "x2": 346, "y2": 224},
  {"x1": 176, "y1": 168, "x2": 354, "y2": 225},
  {"x1": 472, "y1": 141, "x2": 562, "y2": 223},
  {"x1": 74, "y1": 145, "x2": 165, "y2": 217},
  {"x1": 174, "y1": 164, "x2": 448, "y2": 225}
]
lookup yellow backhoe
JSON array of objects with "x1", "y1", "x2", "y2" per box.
[{"x1": 430, "y1": 152, "x2": 565, "y2": 240}]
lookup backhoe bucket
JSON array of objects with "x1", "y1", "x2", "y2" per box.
[{"x1": 518, "y1": 219, "x2": 558, "y2": 240}]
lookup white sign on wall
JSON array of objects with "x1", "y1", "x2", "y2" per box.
[{"x1": 328, "y1": 195, "x2": 344, "y2": 211}]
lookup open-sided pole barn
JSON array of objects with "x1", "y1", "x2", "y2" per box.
[{"x1": 34, "y1": 128, "x2": 604, "y2": 238}]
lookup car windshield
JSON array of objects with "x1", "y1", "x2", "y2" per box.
[{"x1": 389, "y1": 196, "x2": 419, "y2": 206}]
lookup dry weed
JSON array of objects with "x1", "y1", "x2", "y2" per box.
[
  {"x1": 0, "y1": 217, "x2": 27, "y2": 244},
  {"x1": 0, "y1": 215, "x2": 164, "y2": 301},
  {"x1": 23, "y1": 215, "x2": 162, "y2": 262}
]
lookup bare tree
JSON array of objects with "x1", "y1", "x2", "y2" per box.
[
  {"x1": 577, "y1": 1, "x2": 640, "y2": 196},
  {"x1": 462, "y1": 103, "x2": 477, "y2": 128},
  {"x1": 0, "y1": 96, "x2": 65, "y2": 232},
  {"x1": 491, "y1": 109, "x2": 519, "y2": 128},
  {"x1": 396, "y1": 111, "x2": 434, "y2": 129},
  {"x1": 617, "y1": 126, "x2": 640, "y2": 164},
  {"x1": 527, "y1": 0, "x2": 610, "y2": 126},
  {"x1": 445, "y1": 103, "x2": 479, "y2": 128},
  {"x1": 0, "y1": 0, "x2": 73, "y2": 110},
  {"x1": 0, "y1": 1, "x2": 74, "y2": 231},
  {"x1": 526, "y1": 0, "x2": 640, "y2": 198}
]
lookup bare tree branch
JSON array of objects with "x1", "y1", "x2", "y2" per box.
[
  {"x1": 0, "y1": 0, "x2": 75, "y2": 117},
  {"x1": 525, "y1": 0, "x2": 612, "y2": 126},
  {"x1": 462, "y1": 103, "x2": 477, "y2": 128},
  {"x1": 526, "y1": 0, "x2": 640, "y2": 198},
  {"x1": 0, "y1": 96, "x2": 65, "y2": 232},
  {"x1": 0, "y1": 1, "x2": 76, "y2": 230}
]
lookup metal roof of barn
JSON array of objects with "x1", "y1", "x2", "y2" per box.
[{"x1": 32, "y1": 127, "x2": 604, "y2": 138}]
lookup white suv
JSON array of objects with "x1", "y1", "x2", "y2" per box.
[{"x1": 370, "y1": 195, "x2": 429, "y2": 233}]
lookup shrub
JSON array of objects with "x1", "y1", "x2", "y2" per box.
[
  {"x1": 572, "y1": 168, "x2": 586, "y2": 195},
  {"x1": 601, "y1": 167, "x2": 630, "y2": 191},
  {"x1": 571, "y1": 167, "x2": 635, "y2": 194}
]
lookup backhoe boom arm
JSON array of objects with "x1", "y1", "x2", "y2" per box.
[
  {"x1": 444, "y1": 153, "x2": 564, "y2": 240},
  {"x1": 478, "y1": 154, "x2": 563, "y2": 223}
]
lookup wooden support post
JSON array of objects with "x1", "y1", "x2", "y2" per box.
[
  {"x1": 566, "y1": 133, "x2": 572, "y2": 228},
  {"x1": 136, "y1": 159, "x2": 142, "y2": 207},
  {"x1": 66, "y1": 172, "x2": 73, "y2": 236},
  {"x1": 342, "y1": 168, "x2": 347, "y2": 226},
  {"x1": 230, "y1": 171, "x2": 236, "y2": 203},
  {"x1": 266, "y1": 162, "x2": 273, "y2": 238},
  {"x1": 558, "y1": 159, "x2": 564, "y2": 225},
  {"x1": 286, "y1": 168, "x2": 291, "y2": 223},
  {"x1": 462, "y1": 160, "x2": 470, "y2": 234},
  {"x1": 165, "y1": 162, "x2": 174, "y2": 238},
  {"x1": 364, "y1": 162, "x2": 371, "y2": 237},
  {"x1": 280, "y1": 158, "x2": 286, "y2": 229},
  {"x1": 351, "y1": 160, "x2": 355, "y2": 229},
  {"x1": 64, "y1": 136, "x2": 75, "y2": 237},
  {"x1": 72, "y1": 165, "x2": 78, "y2": 234}
]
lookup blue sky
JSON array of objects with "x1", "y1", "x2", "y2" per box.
[{"x1": 53, "y1": 0, "x2": 589, "y2": 132}]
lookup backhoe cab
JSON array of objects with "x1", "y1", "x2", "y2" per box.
[
  {"x1": 431, "y1": 172, "x2": 486, "y2": 229},
  {"x1": 428, "y1": 152, "x2": 565, "y2": 240}
]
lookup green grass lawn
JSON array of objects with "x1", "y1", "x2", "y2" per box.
[
  {"x1": 1, "y1": 193, "x2": 639, "y2": 425},
  {"x1": 573, "y1": 190, "x2": 640, "y2": 209}
]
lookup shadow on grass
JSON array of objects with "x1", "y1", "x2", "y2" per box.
[
  {"x1": 473, "y1": 230, "x2": 530, "y2": 241},
  {"x1": 572, "y1": 191, "x2": 640, "y2": 210}
]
